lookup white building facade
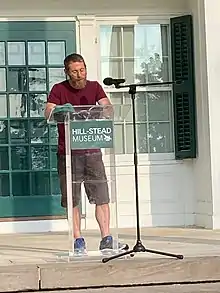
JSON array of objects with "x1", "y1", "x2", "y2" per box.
[{"x1": 0, "y1": 0, "x2": 218, "y2": 233}]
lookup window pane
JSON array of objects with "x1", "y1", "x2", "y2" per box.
[
  {"x1": 48, "y1": 41, "x2": 65, "y2": 65},
  {"x1": 125, "y1": 124, "x2": 134, "y2": 154},
  {"x1": 51, "y1": 172, "x2": 60, "y2": 195},
  {"x1": 8, "y1": 42, "x2": 25, "y2": 65},
  {"x1": 149, "y1": 122, "x2": 173, "y2": 153},
  {"x1": 114, "y1": 124, "x2": 124, "y2": 154},
  {"x1": 0, "y1": 174, "x2": 9, "y2": 196},
  {"x1": 11, "y1": 146, "x2": 29, "y2": 170},
  {"x1": 29, "y1": 68, "x2": 46, "y2": 91},
  {"x1": 30, "y1": 94, "x2": 47, "y2": 117},
  {"x1": 137, "y1": 123, "x2": 148, "y2": 153},
  {"x1": 8, "y1": 68, "x2": 27, "y2": 92},
  {"x1": 0, "y1": 121, "x2": 8, "y2": 143},
  {"x1": 134, "y1": 25, "x2": 169, "y2": 82},
  {"x1": 28, "y1": 42, "x2": 45, "y2": 65},
  {"x1": 50, "y1": 145, "x2": 58, "y2": 170},
  {"x1": 99, "y1": 24, "x2": 170, "y2": 83},
  {"x1": 0, "y1": 147, "x2": 9, "y2": 170},
  {"x1": 31, "y1": 172, "x2": 50, "y2": 195},
  {"x1": 30, "y1": 120, "x2": 48, "y2": 144},
  {"x1": 101, "y1": 59, "x2": 123, "y2": 80},
  {"x1": 0, "y1": 42, "x2": 5, "y2": 65},
  {"x1": 109, "y1": 92, "x2": 123, "y2": 105},
  {"x1": 0, "y1": 68, "x2": 6, "y2": 91},
  {"x1": 10, "y1": 120, "x2": 28, "y2": 144},
  {"x1": 124, "y1": 58, "x2": 135, "y2": 83},
  {"x1": 0, "y1": 95, "x2": 7, "y2": 117},
  {"x1": 100, "y1": 26, "x2": 122, "y2": 57},
  {"x1": 31, "y1": 146, "x2": 49, "y2": 170},
  {"x1": 49, "y1": 125, "x2": 58, "y2": 144},
  {"x1": 148, "y1": 91, "x2": 171, "y2": 121},
  {"x1": 12, "y1": 172, "x2": 30, "y2": 196},
  {"x1": 123, "y1": 26, "x2": 134, "y2": 57},
  {"x1": 125, "y1": 124, "x2": 149, "y2": 154},
  {"x1": 9, "y1": 94, "x2": 28, "y2": 118},
  {"x1": 135, "y1": 93, "x2": 147, "y2": 122},
  {"x1": 48, "y1": 68, "x2": 66, "y2": 90}
]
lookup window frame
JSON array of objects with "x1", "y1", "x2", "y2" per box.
[{"x1": 95, "y1": 16, "x2": 175, "y2": 162}]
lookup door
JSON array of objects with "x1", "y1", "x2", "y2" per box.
[{"x1": 0, "y1": 21, "x2": 76, "y2": 218}]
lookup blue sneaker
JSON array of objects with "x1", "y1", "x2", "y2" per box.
[
  {"x1": 74, "y1": 237, "x2": 86, "y2": 254},
  {"x1": 99, "y1": 235, "x2": 129, "y2": 251}
]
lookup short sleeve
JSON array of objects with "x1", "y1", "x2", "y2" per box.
[
  {"x1": 47, "y1": 84, "x2": 61, "y2": 105},
  {"x1": 95, "y1": 81, "x2": 107, "y2": 102}
]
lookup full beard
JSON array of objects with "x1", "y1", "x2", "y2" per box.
[{"x1": 69, "y1": 78, "x2": 87, "y2": 89}]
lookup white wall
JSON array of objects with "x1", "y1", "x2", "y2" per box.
[
  {"x1": 187, "y1": 0, "x2": 213, "y2": 228},
  {"x1": 0, "y1": 0, "x2": 199, "y2": 233},
  {"x1": 0, "y1": 0, "x2": 188, "y2": 17},
  {"x1": 202, "y1": 0, "x2": 220, "y2": 229}
]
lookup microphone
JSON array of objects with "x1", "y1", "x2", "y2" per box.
[{"x1": 103, "y1": 77, "x2": 125, "y2": 86}]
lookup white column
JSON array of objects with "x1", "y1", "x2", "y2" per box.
[
  {"x1": 76, "y1": 15, "x2": 99, "y2": 81},
  {"x1": 203, "y1": 0, "x2": 220, "y2": 228}
]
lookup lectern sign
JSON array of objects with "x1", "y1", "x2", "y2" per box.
[{"x1": 70, "y1": 120, "x2": 114, "y2": 149}]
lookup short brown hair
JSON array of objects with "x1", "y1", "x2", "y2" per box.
[{"x1": 64, "y1": 53, "x2": 86, "y2": 70}]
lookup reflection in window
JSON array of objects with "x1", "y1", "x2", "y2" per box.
[
  {"x1": 30, "y1": 94, "x2": 47, "y2": 117},
  {"x1": 99, "y1": 24, "x2": 172, "y2": 154},
  {"x1": 10, "y1": 120, "x2": 28, "y2": 144},
  {"x1": 0, "y1": 121, "x2": 8, "y2": 144},
  {"x1": 31, "y1": 146, "x2": 49, "y2": 170},
  {"x1": 49, "y1": 125, "x2": 58, "y2": 144},
  {"x1": 11, "y1": 146, "x2": 29, "y2": 170},
  {"x1": 29, "y1": 68, "x2": 46, "y2": 91},
  {"x1": 30, "y1": 120, "x2": 48, "y2": 144},
  {"x1": 100, "y1": 24, "x2": 169, "y2": 84},
  {"x1": 9, "y1": 94, "x2": 27, "y2": 118},
  {"x1": 8, "y1": 68, "x2": 27, "y2": 92},
  {"x1": 149, "y1": 122, "x2": 173, "y2": 153},
  {"x1": 49, "y1": 68, "x2": 66, "y2": 90}
]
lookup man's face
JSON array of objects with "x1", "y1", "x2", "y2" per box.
[{"x1": 65, "y1": 61, "x2": 87, "y2": 88}]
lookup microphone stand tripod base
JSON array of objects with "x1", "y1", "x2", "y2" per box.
[{"x1": 102, "y1": 240, "x2": 184, "y2": 263}]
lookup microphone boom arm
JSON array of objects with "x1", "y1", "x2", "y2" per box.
[{"x1": 114, "y1": 80, "x2": 180, "y2": 89}]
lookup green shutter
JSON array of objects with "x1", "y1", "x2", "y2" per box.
[{"x1": 170, "y1": 15, "x2": 197, "y2": 159}]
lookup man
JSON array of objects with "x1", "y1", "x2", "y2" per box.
[{"x1": 45, "y1": 53, "x2": 125, "y2": 254}]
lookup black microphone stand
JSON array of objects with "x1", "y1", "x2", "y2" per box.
[{"x1": 102, "y1": 80, "x2": 184, "y2": 263}]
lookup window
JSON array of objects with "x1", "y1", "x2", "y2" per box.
[{"x1": 99, "y1": 23, "x2": 174, "y2": 155}]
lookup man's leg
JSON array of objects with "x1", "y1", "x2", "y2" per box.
[
  {"x1": 95, "y1": 203, "x2": 110, "y2": 239},
  {"x1": 84, "y1": 152, "x2": 112, "y2": 247},
  {"x1": 84, "y1": 152, "x2": 128, "y2": 251},
  {"x1": 57, "y1": 154, "x2": 86, "y2": 252},
  {"x1": 59, "y1": 178, "x2": 82, "y2": 240}
]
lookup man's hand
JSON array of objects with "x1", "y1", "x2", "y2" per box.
[{"x1": 53, "y1": 103, "x2": 74, "y2": 114}]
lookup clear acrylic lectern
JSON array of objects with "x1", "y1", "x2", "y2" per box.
[{"x1": 47, "y1": 104, "x2": 131, "y2": 262}]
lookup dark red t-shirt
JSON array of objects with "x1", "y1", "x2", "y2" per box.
[{"x1": 47, "y1": 80, "x2": 107, "y2": 155}]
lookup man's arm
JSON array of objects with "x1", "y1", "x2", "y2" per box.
[
  {"x1": 98, "y1": 96, "x2": 112, "y2": 106},
  {"x1": 44, "y1": 84, "x2": 60, "y2": 119},
  {"x1": 44, "y1": 102, "x2": 56, "y2": 120}
]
